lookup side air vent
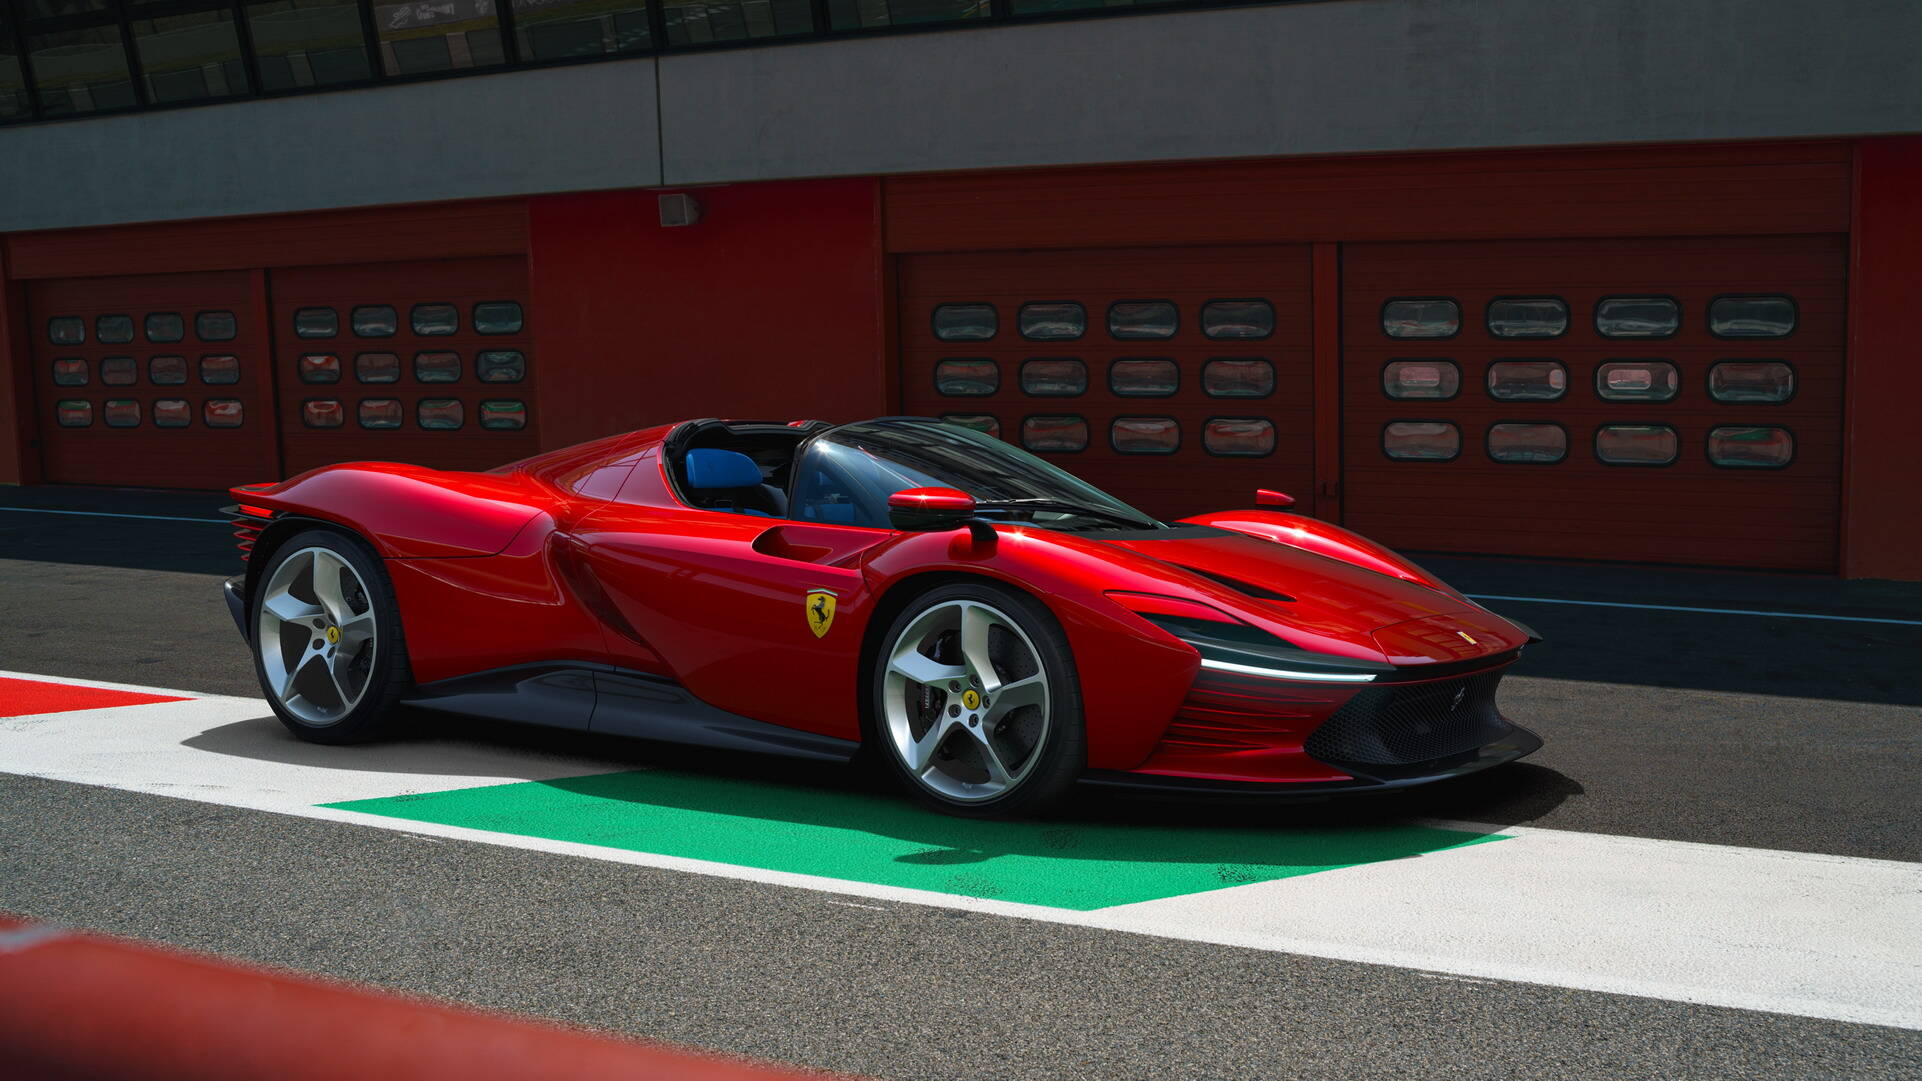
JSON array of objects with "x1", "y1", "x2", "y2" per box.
[{"x1": 1175, "y1": 565, "x2": 1295, "y2": 603}]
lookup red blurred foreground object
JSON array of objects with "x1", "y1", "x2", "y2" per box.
[
  {"x1": 0, "y1": 915, "x2": 848, "y2": 1081},
  {"x1": 0, "y1": 677, "x2": 189, "y2": 719}
]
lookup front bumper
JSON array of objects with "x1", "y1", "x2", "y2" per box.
[{"x1": 223, "y1": 574, "x2": 249, "y2": 642}]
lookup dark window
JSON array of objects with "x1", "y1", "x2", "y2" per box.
[
  {"x1": 940, "y1": 414, "x2": 1000, "y2": 438},
  {"x1": 302, "y1": 399, "x2": 345, "y2": 428},
  {"x1": 352, "y1": 305, "x2": 397, "y2": 338},
  {"x1": 1021, "y1": 415, "x2": 1087, "y2": 453},
  {"x1": 417, "y1": 397, "x2": 464, "y2": 429},
  {"x1": 479, "y1": 399, "x2": 526, "y2": 430},
  {"x1": 99, "y1": 356, "x2": 137, "y2": 385},
  {"x1": 414, "y1": 351, "x2": 461, "y2": 382},
  {"x1": 195, "y1": 310, "x2": 237, "y2": 341},
  {"x1": 48, "y1": 316, "x2": 85, "y2": 345},
  {"x1": 371, "y1": 0, "x2": 504, "y2": 75},
  {"x1": 932, "y1": 303, "x2": 995, "y2": 342},
  {"x1": 1382, "y1": 421, "x2": 1459, "y2": 461},
  {"x1": 1110, "y1": 416, "x2": 1179, "y2": 455},
  {"x1": 203, "y1": 399, "x2": 245, "y2": 427},
  {"x1": 1595, "y1": 424, "x2": 1679, "y2": 466},
  {"x1": 1203, "y1": 417, "x2": 1274, "y2": 457},
  {"x1": 51, "y1": 358, "x2": 88, "y2": 386},
  {"x1": 1487, "y1": 422, "x2": 1567, "y2": 464},
  {"x1": 513, "y1": 0, "x2": 651, "y2": 59},
  {"x1": 133, "y1": 8, "x2": 248, "y2": 103},
  {"x1": 96, "y1": 314, "x2": 134, "y2": 344},
  {"x1": 149, "y1": 355, "x2": 188, "y2": 385},
  {"x1": 1487, "y1": 360, "x2": 1566, "y2": 401},
  {"x1": 1595, "y1": 296, "x2": 1680, "y2": 339},
  {"x1": 1596, "y1": 360, "x2": 1679, "y2": 402},
  {"x1": 244, "y1": 0, "x2": 372, "y2": 90},
  {"x1": 1709, "y1": 295, "x2": 1796, "y2": 338},
  {"x1": 933, "y1": 358, "x2": 997, "y2": 397},
  {"x1": 293, "y1": 307, "x2": 338, "y2": 338},
  {"x1": 1109, "y1": 358, "x2": 1178, "y2": 397},
  {"x1": 27, "y1": 26, "x2": 135, "y2": 117},
  {"x1": 1200, "y1": 300, "x2": 1273, "y2": 341},
  {"x1": 103, "y1": 398, "x2": 140, "y2": 427},
  {"x1": 826, "y1": 0, "x2": 984, "y2": 30},
  {"x1": 1107, "y1": 300, "x2": 1177, "y2": 340},
  {"x1": 410, "y1": 303, "x2": 458, "y2": 336},
  {"x1": 145, "y1": 312, "x2": 185, "y2": 342},
  {"x1": 661, "y1": 0, "x2": 812, "y2": 47},
  {"x1": 1020, "y1": 358, "x2": 1086, "y2": 397},
  {"x1": 1708, "y1": 361, "x2": 1794, "y2": 404},
  {"x1": 1382, "y1": 298, "x2": 1459, "y2": 340},
  {"x1": 1018, "y1": 302, "x2": 1085, "y2": 341},
  {"x1": 56, "y1": 400, "x2": 92, "y2": 427},
  {"x1": 1383, "y1": 359, "x2": 1459, "y2": 400},
  {"x1": 477, "y1": 350, "x2": 525, "y2": 383},
  {"x1": 199, "y1": 354, "x2": 240, "y2": 384},
  {"x1": 1707, "y1": 425, "x2": 1793, "y2": 469},
  {"x1": 1201, "y1": 358, "x2": 1273, "y2": 398},
  {"x1": 298, "y1": 353, "x2": 341, "y2": 383},
  {"x1": 1486, "y1": 297, "x2": 1568, "y2": 339},
  {"x1": 358, "y1": 398, "x2": 403, "y2": 429},
  {"x1": 153, "y1": 398, "x2": 192, "y2": 428},
  {"x1": 355, "y1": 352, "x2": 400, "y2": 383},
  {"x1": 1, "y1": 29, "x2": 28, "y2": 121},
  {"x1": 473, "y1": 301, "x2": 523, "y2": 334}
]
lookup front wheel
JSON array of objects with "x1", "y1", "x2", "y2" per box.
[{"x1": 871, "y1": 581, "x2": 1084, "y2": 817}]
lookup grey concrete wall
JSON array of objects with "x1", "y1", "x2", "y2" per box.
[{"x1": 2, "y1": 0, "x2": 1919, "y2": 231}]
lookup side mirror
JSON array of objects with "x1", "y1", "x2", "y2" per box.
[
  {"x1": 1255, "y1": 488, "x2": 1295, "y2": 509},
  {"x1": 888, "y1": 487, "x2": 977, "y2": 531}
]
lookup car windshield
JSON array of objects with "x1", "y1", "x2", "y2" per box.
[{"x1": 790, "y1": 418, "x2": 1163, "y2": 532}]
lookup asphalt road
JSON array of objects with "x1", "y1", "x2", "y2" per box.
[{"x1": 2, "y1": 485, "x2": 1919, "y2": 1079}]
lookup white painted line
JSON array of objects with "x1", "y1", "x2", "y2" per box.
[
  {"x1": 0, "y1": 506, "x2": 228, "y2": 524},
  {"x1": 1467, "y1": 593, "x2": 1922, "y2": 627}
]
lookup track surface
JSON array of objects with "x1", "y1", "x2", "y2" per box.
[{"x1": 2, "y1": 486, "x2": 1919, "y2": 1079}]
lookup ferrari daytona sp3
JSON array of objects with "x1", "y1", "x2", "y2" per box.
[{"x1": 223, "y1": 416, "x2": 1542, "y2": 816}]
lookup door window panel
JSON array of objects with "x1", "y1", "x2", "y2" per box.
[
  {"x1": 99, "y1": 356, "x2": 137, "y2": 385},
  {"x1": 48, "y1": 316, "x2": 86, "y2": 345},
  {"x1": 144, "y1": 312, "x2": 185, "y2": 343},
  {"x1": 1383, "y1": 359, "x2": 1459, "y2": 400},
  {"x1": 417, "y1": 398, "x2": 465, "y2": 430},
  {"x1": 940, "y1": 414, "x2": 1000, "y2": 438},
  {"x1": 56, "y1": 400, "x2": 92, "y2": 427},
  {"x1": 473, "y1": 301, "x2": 524, "y2": 334},
  {"x1": 1018, "y1": 302, "x2": 1085, "y2": 341},
  {"x1": 355, "y1": 352, "x2": 400, "y2": 383},
  {"x1": 414, "y1": 351, "x2": 462, "y2": 382},
  {"x1": 103, "y1": 399, "x2": 140, "y2": 427},
  {"x1": 1595, "y1": 424, "x2": 1679, "y2": 466},
  {"x1": 1020, "y1": 358, "x2": 1087, "y2": 397},
  {"x1": 1487, "y1": 297, "x2": 1568, "y2": 339},
  {"x1": 1107, "y1": 301, "x2": 1177, "y2": 340},
  {"x1": 1110, "y1": 416, "x2": 1179, "y2": 455},
  {"x1": 479, "y1": 399, "x2": 527, "y2": 430},
  {"x1": 293, "y1": 307, "x2": 338, "y2": 338},
  {"x1": 1708, "y1": 425, "x2": 1794, "y2": 469},
  {"x1": 302, "y1": 399, "x2": 346, "y2": 428},
  {"x1": 1486, "y1": 360, "x2": 1566, "y2": 401},
  {"x1": 1596, "y1": 360, "x2": 1679, "y2": 402},
  {"x1": 1201, "y1": 358, "x2": 1273, "y2": 398},
  {"x1": 148, "y1": 355, "x2": 188, "y2": 385},
  {"x1": 933, "y1": 358, "x2": 998, "y2": 397},
  {"x1": 358, "y1": 398, "x2": 403, "y2": 429},
  {"x1": 1708, "y1": 295, "x2": 1796, "y2": 338},
  {"x1": 1596, "y1": 296, "x2": 1680, "y2": 339},
  {"x1": 199, "y1": 354, "x2": 240, "y2": 384},
  {"x1": 1382, "y1": 421, "x2": 1460, "y2": 461},
  {"x1": 1109, "y1": 358, "x2": 1178, "y2": 398},
  {"x1": 1708, "y1": 361, "x2": 1795, "y2": 403},
  {"x1": 204, "y1": 399, "x2": 245, "y2": 427},
  {"x1": 410, "y1": 303, "x2": 459, "y2": 336},
  {"x1": 1200, "y1": 299, "x2": 1273, "y2": 340},
  {"x1": 932, "y1": 303, "x2": 996, "y2": 342},
  {"x1": 153, "y1": 399, "x2": 193, "y2": 428},
  {"x1": 352, "y1": 305, "x2": 397, "y2": 338},
  {"x1": 1203, "y1": 417, "x2": 1275, "y2": 457},
  {"x1": 51, "y1": 358, "x2": 88, "y2": 386},
  {"x1": 95, "y1": 314, "x2": 134, "y2": 344},
  {"x1": 477, "y1": 350, "x2": 526, "y2": 383},
  {"x1": 298, "y1": 353, "x2": 341, "y2": 383},
  {"x1": 195, "y1": 310, "x2": 237, "y2": 341},
  {"x1": 1021, "y1": 415, "x2": 1087, "y2": 453},
  {"x1": 1487, "y1": 422, "x2": 1567, "y2": 464},
  {"x1": 1381, "y1": 298, "x2": 1459, "y2": 339}
]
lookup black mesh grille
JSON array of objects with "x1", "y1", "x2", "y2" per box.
[{"x1": 1304, "y1": 671, "x2": 1507, "y2": 767}]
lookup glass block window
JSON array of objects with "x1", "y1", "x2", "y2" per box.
[
  {"x1": 473, "y1": 301, "x2": 524, "y2": 335},
  {"x1": 1708, "y1": 425, "x2": 1794, "y2": 469},
  {"x1": 1107, "y1": 301, "x2": 1177, "y2": 340},
  {"x1": 245, "y1": 0, "x2": 374, "y2": 90},
  {"x1": 298, "y1": 354, "x2": 341, "y2": 384},
  {"x1": 1383, "y1": 359, "x2": 1459, "y2": 400},
  {"x1": 51, "y1": 358, "x2": 88, "y2": 386},
  {"x1": 941, "y1": 414, "x2": 1000, "y2": 438},
  {"x1": 414, "y1": 351, "x2": 462, "y2": 383},
  {"x1": 411, "y1": 303, "x2": 459, "y2": 336},
  {"x1": 56, "y1": 400, "x2": 92, "y2": 428},
  {"x1": 153, "y1": 399, "x2": 192, "y2": 428},
  {"x1": 1708, "y1": 295, "x2": 1796, "y2": 339},
  {"x1": 1487, "y1": 360, "x2": 1566, "y2": 401},
  {"x1": 204, "y1": 399, "x2": 245, "y2": 428},
  {"x1": 195, "y1": 311, "x2": 237, "y2": 342},
  {"x1": 1021, "y1": 415, "x2": 1087, "y2": 453},
  {"x1": 479, "y1": 399, "x2": 527, "y2": 430},
  {"x1": 1110, "y1": 416, "x2": 1179, "y2": 455},
  {"x1": 1708, "y1": 361, "x2": 1795, "y2": 404},
  {"x1": 1595, "y1": 424, "x2": 1679, "y2": 466},
  {"x1": 1203, "y1": 418, "x2": 1275, "y2": 457},
  {"x1": 1202, "y1": 358, "x2": 1274, "y2": 398},
  {"x1": 352, "y1": 306, "x2": 397, "y2": 338},
  {"x1": 932, "y1": 304, "x2": 996, "y2": 342},
  {"x1": 1596, "y1": 296, "x2": 1679, "y2": 339},
  {"x1": 1201, "y1": 300, "x2": 1273, "y2": 341},
  {"x1": 1596, "y1": 360, "x2": 1679, "y2": 402},
  {"x1": 200, "y1": 355, "x2": 241, "y2": 385},
  {"x1": 1487, "y1": 422, "x2": 1567, "y2": 464},
  {"x1": 103, "y1": 399, "x2": 140, "y2": 428},
  {"x1": 145, "y1": 312, "x2": 185, "y2": 343},
  {"x1": 477, "y1": 350, "x2": 526, "y2": 383},
  {"x1": 1487, "y1": 297, "x2": 1568, "y2": 339},
  {"x1": 418, "y1": 398, "x2": 465, "y2": 430},
  {"x1": 293, "y1": 307, "x2": 338, "y2": 339},
  {"x1": 1382, "y1": 298, "x2": 1460, "y2": 339},
  {"x1": 355, "y1": 352, "x2": 401, "y2": 384},
  {"x1": 1109, "y1": 358, "x2": 1178, "y2": 398},
  {"x1": 99, "y1": 357, "x2": 137, "y2": 386},
  {"x1": 1020, "y1": 358, "x2": 1087, "y2": 397},
  {"x1": 48, "y1": 317, "x2": 85, "y2": 345},
  {"x1": 302, "y1": 399, "x2": 345, "y2": 428},
  {"x1": 1382, "y1": 421, "x2": 1460, "y2": 461},
  {"x1": 933, "y1": 358, "x2": 998, "y2": 397},
  {"x1": 96, "y1": 314, "x2": 134, "y2": 344},
  {"x1": 1019, "y1": 302, "x2": 1085, "y2": 341},
  {"x1": 358, "y1": 399, "x2": 404, "y2": 429},
  {"x1": 148, "y1": 356, "x2": 188, "y2": 385}
]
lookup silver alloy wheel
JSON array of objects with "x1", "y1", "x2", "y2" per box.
[
  {"x1": 881, "y1": 599, "x2": 1052, "y2": 803},
  {"x1": 256, "y1": 545, "x2": 378, "y2": 726}
]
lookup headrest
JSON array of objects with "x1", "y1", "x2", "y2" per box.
[{"x1": 685, "y1": 448, "x2": 764, "y2": 489}]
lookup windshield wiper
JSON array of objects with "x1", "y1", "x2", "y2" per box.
[{"x1": 970, "y1": 498, "x2": 1157, "y2": 530}]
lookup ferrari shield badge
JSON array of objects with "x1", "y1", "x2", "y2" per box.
[{"x1": 805, "y1": 590, "x2": 838, "y2": 638}]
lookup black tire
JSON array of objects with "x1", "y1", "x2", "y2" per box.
[
  {"x1": 249, "y1": 527, "x2": 413, "y2": 745},
  {"x1": 868, "y1": 580, "x2": 1085, "y2": 818}
]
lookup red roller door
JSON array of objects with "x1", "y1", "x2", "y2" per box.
[{"x1": 1340, "y1": 235, "x2": 1846, "y2": 571}]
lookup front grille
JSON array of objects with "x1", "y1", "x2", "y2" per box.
[{"x1": 1303, "y1": 670, "x2": 1507, "y2": 767}]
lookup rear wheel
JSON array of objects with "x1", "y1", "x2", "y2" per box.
[
  {"x1": 251, "y1": 529, "x2": 411, "y2": 744},
  {"x1": 871, "y1": 581, "x2": 1084, "y2": 817}
]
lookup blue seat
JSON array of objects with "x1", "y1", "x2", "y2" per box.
[{"x1": 685, "y1": 448, "x2": 787, "y2": 517}]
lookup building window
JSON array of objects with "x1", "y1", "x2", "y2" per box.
[
  {"x1": 1020, "y1": 358, "x2": 1086, "y2": 397},
  {"x1": 1709, "y1": 295, "x2": 1796, "y2": 339},
  {"x1": 245, "y1": 0, "x2": 372, "y2": 91},
  {"x1": 27, "y1": 26, "x2": 135, "y2": 117},
  {"x1": 96, "y1": 314, "x2": 134, "y2": 344},
  {"x1": 1110, "y1": 416, "x2": 1178, "y2": 455},
  {"x1": 410, "y1": 303, "x2": 459, "y2": 336},
  {"x1": 149, "y1": 355, "x2": 189, "y2": 385},
  {"x1": 417, "y1": 397, "x2": 465, "y2": 429},
  {"x1": 1200, "y1": 299, "x2": 1273, "y2": 341},
  {"x1": 473, "y1": 301, "x2": 524, "y2": 334},
  {"x1": 1, "y1": 31, "x2": 28, "y2": 121},
  {"x1": 479, "y1": 399, "x2": 527, "y2": 430},
  {"x1": 51, "y1": 358, "x2": 88, "y2": 386},
  {"x1": 1021, "y1": 415, "x2": 1087, "y2": 453},
  {"x1": 298, "y1": 353, "x2": 341, "y2": 383},
  {"x1": 1486, "y1": 360, "x2": 1566, "y2": 401},
  {"x1": 133, "y1": 7, "x2": 249, "y2": 104},
  {"x1": 1107, "y1": 300, "x2": 1177, "y2": 340},
  {"x1": 1381, "y1": 298, "x2": 1459, "y2": 340},
  {"x1": 153, "y1": 399, "x2": 193, "y2": 428},
  {"x1": 352, "y1": 305, "x2": 397, "y2": 338},
  {"x1": 1595, "y1": 296, "x2": 1680, "y2": 339},
  {"x1": 1382, "y1": 421, "x2": 1460, "y2": 461},
  {"x1": 1018, "y1": 302, "x2": 1085, "y2": 342},
  {"x1": 826, "y1": 0, "x2": 985, "y2": 30},
  {"x1": 1109, "y1": 358, "x2": 1178, "y2": 398},
  {"x1": 1596, "y1": 360, "x2": 1679, "y2": 402},
  {"x1": 940, "y1": 414, "x2": 999, "y2": 438},
  {"x1": 932, "y1": 303, "x2": 995, "y2": 342},
  {"x1": 371, "y1": 0, "x2": 505, "y2": 75},
  {"x1": 1707, "y1": 361, "x2": 1794, "y2": 404},
  {"x1": 48, "y1": 316, "x2": 85, "y2": 345},
  {"x1": 1595, "y1": 424, "x2": 1678, "y2": 466},
  {"x1": 1486, "y1": 422, "x2": 1567, "y2": 464},
  {"x1": 933, "y1": 358, "x2": 997, "y2": 397},
  {"x1": 414, "y1": 351, "x2": 461, "y2": 382},
  {"x1": 145, "y1": 312, "x2": 185, "y2": 343},
  {"x1": 661, "y1": 0, "x2": 812, "y2": 47},
  {"x1": 200, "y1": 355, "x2": 241, "y2": 384},
  {"x1": 204, "y1": 399, "x2": 245, "y2": 427},
  {"x1": 358, "y1": 398, "x2": 403, "y2": 429},
  {"x1": 99, "y1": 356, "x2": 137, "y2": 385},
  {"x1": 355, "y1": 352, "x2": 400, "y2": 383},
  {"x1": 1487, "y1": 297, "x2": 1568, "y2": 339},
  {"x1": 477, "y1": 350, "x2": 525, "y2": 383},
  {"x1": 1203, "y1": 417, "x2": 1274, "y2": 457},
  {"x1": 1707, "y1": 425, "x2": 1793, "y2": 469},
  {"x1": 196, "y1": 311, "x2": 237, "y2": 341},
  {"x1": 1383, "y1": 359, "x2": 1459, "y2": 400},
  {"x1": 512, "y1": 0, "x2": 651, "y2": 59},
  {"x1": 293, "y1": 307, "x2": 338, "y2": 338},
  {"x1": 56, "y1": 400, "x2": 92, "y2": 427},
  {"x1": 302, "y1": 399, "x2": 346, "y2": 428},
  {"x1": 103, "y1": 398, "x2": 140, "y2": 427},
  {"x1": 1201, "y1": 358, "x2": 1273, "y2": 399}
]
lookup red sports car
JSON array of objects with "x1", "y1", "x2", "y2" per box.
[{"x1": 223, "y1": 416, "x2": 1541, "y2": 816}]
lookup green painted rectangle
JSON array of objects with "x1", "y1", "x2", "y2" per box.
[{"x1": 326, "y1": 770, "x2": 1505, "y2": 910}]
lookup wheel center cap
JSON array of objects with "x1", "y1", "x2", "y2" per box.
[
  {"x1": 960, "y1": 688, "x2": 980, "y2": 711},
  {"x1": 325, "y1": 626, "x2": 340, "y2": 644}
]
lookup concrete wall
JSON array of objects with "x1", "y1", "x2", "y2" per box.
[{"x1": 2, "y1": 0, "x2": 1920, "y2": 230}]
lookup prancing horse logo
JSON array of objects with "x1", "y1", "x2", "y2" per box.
[{"x1": 805, "y1": 590, "x2": 838, "y2": 638}]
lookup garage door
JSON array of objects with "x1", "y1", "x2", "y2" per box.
[
  {"x1": 1341, "y1": 235, "x2": 1846, "y2": 571},
  {"x1": 28, "y1": 271, "x2": 277, "y2": 489},
  {"x1": 899, "y1": 246, "x2": 1316, "y2": 521},
  {"x1": 271, "y1": 257, "x2": 537, "y2": 477}
]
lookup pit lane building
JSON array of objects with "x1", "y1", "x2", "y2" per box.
[{"x1": 1, "y1": 0, "x2": 1918, "y2": 578}]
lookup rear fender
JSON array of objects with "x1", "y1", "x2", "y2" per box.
[{"x1": 231, "y1": 463, "x2": 547, "y2": 560}]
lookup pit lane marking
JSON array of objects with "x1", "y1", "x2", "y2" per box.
[
  {"x1": 0, "y1": 507, "x2": 229, "y2": 524},
  {"x1": 1467, "y1": 593, "x2": 1922, "y2": 626}
]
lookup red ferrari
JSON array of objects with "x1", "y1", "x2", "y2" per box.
[{"x1": 223, "y1": 417, "x2": 1541, "y2": 816}]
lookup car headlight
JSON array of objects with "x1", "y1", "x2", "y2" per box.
[{"x1": 1106, "y1": 592, "x2": 1392, "y2": 684}]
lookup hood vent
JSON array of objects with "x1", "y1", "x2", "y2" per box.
[{"x1": 1174, "y1": 565, "x2": 1295, "y2": 603}]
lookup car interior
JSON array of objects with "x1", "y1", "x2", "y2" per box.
[{"x1": 662, "y1": 419, "x2": 823, "y2": 519}]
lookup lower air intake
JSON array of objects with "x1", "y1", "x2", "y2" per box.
[{"x1": 1303, "y1": 670, "x2": 1507, "y2": 767}]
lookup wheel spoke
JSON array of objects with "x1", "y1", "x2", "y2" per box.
[
  {"x1": 324, "y1": 653, "x2": 356, "y2": 708},
  {"x1": 906, "y1": 717, "x2": 956, "y2": 773},
  {"x1": 311, "y1": 551, "x2": 351, "y2": 625},
  {"x1": 889, "y1": 644, "x2": 965, "y2": 688},
  {"x1": 968, "y1": 725, "x2": 1013, "y2": 786},
  {"x1": 983, "y1": 673, "x2": 1045, "y2": 724},
  {"x1": 335, "y1": 610, "x2": 377, "y2": 650},
  {"x1": 959, "y1": 604, "x2": 1002, "y2": 693},
  {"x1": 262, "y1": 590, "x2": 323, "y2": 627}
]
